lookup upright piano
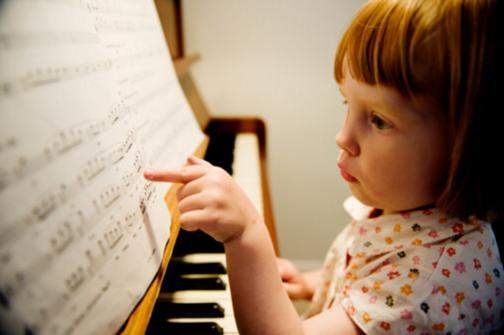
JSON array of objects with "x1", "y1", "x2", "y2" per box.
[{"x1": 119, "y1": 1, "x2": 278, "y2": 334}]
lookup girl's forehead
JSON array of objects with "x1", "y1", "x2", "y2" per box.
[
  {"x1": 339, "y1": 75, "x2": 427, "y2": 122},
  {"x1": 337, "y1": 60, "x2": 443, "y2": 123}
]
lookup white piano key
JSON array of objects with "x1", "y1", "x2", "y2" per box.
[
  {"x1": 159, "y1": 291, "x2": 234, "y2": 315},
  {"x1": 232, "y1": 134, "x2": 263, "y2": 216},
  {"x1": 176, "y1": 253, "x2": 227, "y2": 264},
  {"x1": 160, "y1": 298, "x2": 234, "y2": 316},
  {"x1": 159, "y1": 288, "x2": 231, "y2": 301}
]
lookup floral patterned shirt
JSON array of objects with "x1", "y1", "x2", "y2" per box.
[{"x1": 303, "y1": 196, "x2": 503, "y2": 334}]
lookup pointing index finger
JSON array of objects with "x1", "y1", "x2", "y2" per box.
[{"x1": 143, "y1": 165, "x2": 207, "y2": 183}]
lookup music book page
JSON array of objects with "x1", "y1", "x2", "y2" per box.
[{"x1": 0, "y1": 0, "x2": 204, "y2": 334}]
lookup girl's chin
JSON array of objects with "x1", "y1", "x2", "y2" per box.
[{"x1": 348, "y1": 185, "x2": 376, "y2": 208}]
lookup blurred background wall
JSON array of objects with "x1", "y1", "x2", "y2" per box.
[{"x1": 182, "y1": 0, "x2": 367, "y2": 268}]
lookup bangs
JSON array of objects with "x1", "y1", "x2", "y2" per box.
[{"x1": 335, "y1": 0, "x2": 448, "y2": 101}]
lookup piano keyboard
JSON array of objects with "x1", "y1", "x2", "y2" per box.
[
  {"x1": 147, "y1": 133, "x2": 263, "y2": 335},
  {"x1": 152, "y1": 253, "x2": 237, "y2": 335}
]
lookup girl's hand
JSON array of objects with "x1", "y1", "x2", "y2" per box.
[
  {"x1": 143, "y1": 155, "x2": 262, "y2": 243},
  {"x1": 277, "y1": 257, "x2": 315, "y2": 300}
]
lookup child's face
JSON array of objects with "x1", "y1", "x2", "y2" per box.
[{"x1": 336, "y1": 73, "x2": 450, "y2": 214}]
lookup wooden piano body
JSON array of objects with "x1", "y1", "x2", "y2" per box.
[{"x1": 120, "y1": 1, "x2": 278, "y2": 333}]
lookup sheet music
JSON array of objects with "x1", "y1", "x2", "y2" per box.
[{"x1": 0, "y1": 1, "x2": 204, "y2": 334}]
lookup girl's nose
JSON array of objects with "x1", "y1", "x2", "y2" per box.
[{"x1": 335, "y1": 123, "x2": 359, "y2": 157}]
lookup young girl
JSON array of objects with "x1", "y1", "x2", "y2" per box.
[{"x1": 144, "y1": 0, "x2": 503, "y2": 333}]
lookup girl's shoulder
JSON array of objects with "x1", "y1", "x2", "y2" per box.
[
  {"x1": 339, "y1": 212, "x2": 504, "y2": 334},
  {"x1": 414, "y1": 220, "x2": 502, "y2": 291},
  {"x1": 412, "y1": 222, "x2": 503, "y2": 333}
]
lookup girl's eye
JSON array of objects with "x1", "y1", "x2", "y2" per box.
[
  {"x1": 342, "y1": 99, "x2": 348, "y2": 105},
  {"x1": 370, "y1": 113, "x2": 392, "y2": 130}
]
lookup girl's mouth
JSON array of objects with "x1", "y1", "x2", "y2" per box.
[{"x1": 339, "y1": 168, "x2": 358, "y2": 182}]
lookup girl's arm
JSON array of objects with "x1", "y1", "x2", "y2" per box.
[
  {"x1": 144, "y1": 156, "x2": 360, "y2": 335},
  {"x1": 303, "y1": 304, "x2": 364, "y2": 335},
  {"x1": 225, "y1": 220, "x2": 361, "y2": 335},
  {"x1": 224, "y1": 216, "x2": 304, "y2": 334}
]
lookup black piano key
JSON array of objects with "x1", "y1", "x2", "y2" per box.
[
  {"x1": 173, "y1": 230, "x2": 224, "y2": 255},
  {"x1": 170, "y1": 260, "x2": 227, "y2": 275},
  {"x1": 147, "y1": 321, "x2": 224, "y2": 335},
  {"x1": 203, "y1": 131, "x2": 236, "y2": 175},
  {"x1": 162, "y1": 277, "x2": 227, "y2": 292},
  {"x1": 152, "y1": 302, "x2": 225, "y2": 319}
]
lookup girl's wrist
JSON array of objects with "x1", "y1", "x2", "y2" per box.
[{"x1": 222, "y1": 211, "x2": 263, "y2": 246}]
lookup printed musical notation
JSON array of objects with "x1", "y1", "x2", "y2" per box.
[{"x1": 0, "y1": 1, "x2": 204, "y2": 334}]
